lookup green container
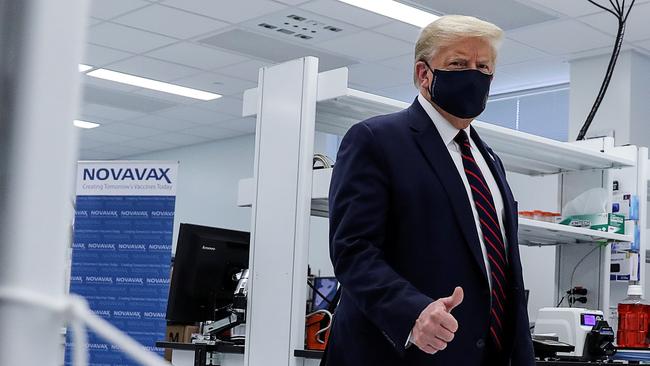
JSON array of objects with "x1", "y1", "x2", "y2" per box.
[{"x1": 559, "y1": 213, "x2": 625, "y2": 234}]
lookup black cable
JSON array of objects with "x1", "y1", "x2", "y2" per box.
[
  {"x1": 556, "y1": 295, "x2": 566, "y2": 307},
  {"x1": 624, "y1": 0, "x2": 636, "y2": 21},
  {"x1": 577, "y1": 0, "x2": 635, "y2": 140},
  {"x1": 608, "y1": 0, "x2": 621, "y2": 14},
  {"x1": 588, "y1": 0, "x2": 621, "y2": 17},
  {"x1": 307, "y1": 280, "x2": 333, "y2": 305}
]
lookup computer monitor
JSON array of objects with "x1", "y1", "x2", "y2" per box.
[{"x1": 166, "y1": 223, "x2": 250, "y2": 324}]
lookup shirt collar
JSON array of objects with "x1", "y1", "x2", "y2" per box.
[{"x1": 417, "y1": 93, "x2": 472, "y2": 148}]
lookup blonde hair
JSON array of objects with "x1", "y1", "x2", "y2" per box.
[{"x1": 413, "y1": 15, "x2": 503, "y2": 85}]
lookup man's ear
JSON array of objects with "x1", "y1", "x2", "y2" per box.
[{"x1": 415, "y1": 61, "x2": 430, "y2": 90}]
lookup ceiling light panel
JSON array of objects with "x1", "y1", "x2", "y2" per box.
[
  {"x1": 74, "y1": 120, "x2": 101, "y2": 129},
  {"x1": 241, "y1": 9, "x2": 361, "y2": 43},
  {"x1": 87, "y1": 69, "x2": 222, "y2": 101},
  {"x1": 79, "y1": 64, "x2": 93, "y2": 72},
  {"x1": 337, "y1": 0, "x2": 439, "y2": 27},
  {"x1": 300, "y1": 0, "x2": 394, "y2": 28}
]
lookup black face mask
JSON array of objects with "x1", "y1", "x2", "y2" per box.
[{"x1": 423, "y1": 61, "x2": 493, "y2": 119}]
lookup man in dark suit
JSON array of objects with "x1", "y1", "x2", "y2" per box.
[{"x1": 326, "y1": 15, "x2": 535, "y2": 366}]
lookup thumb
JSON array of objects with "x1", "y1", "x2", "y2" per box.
[{"x1": 441, "y1": 286, "x2": 464, "y2": 312}]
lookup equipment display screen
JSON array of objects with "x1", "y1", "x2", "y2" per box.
[{"x1": 581, "y1": 313, "x2": 597, "y2": 326}]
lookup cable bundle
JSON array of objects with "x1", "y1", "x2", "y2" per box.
[{"x1": 577, "y1": 0, "x2": 636, "y2": 141}]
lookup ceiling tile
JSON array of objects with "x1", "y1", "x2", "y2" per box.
[
  {"x1": 113, "y1": 4, "x2": 229, "y2": 39},
  {"x1": 497, "y1": 38, "x2": 549, "y2": 66},
  {"x1": 90, "y1": 0, "x2": 150, "y2": 20},
  {"x1": 155, "y1": 105, "x2": 235, "y2": 124},
  {"x1": 147, "y1": 42, "x2": 249, "y2": 70},
  {"x1": 508, "y1": 20, "x2": 613, "y2": 55},
  {"x1": 79, "y1": 137, "x2": 108, "y2": 150},
  {"x1": 88, "y1": 17, "x2": 104, "y2": 26},
  {"x1": 214, "y1": 117, "x2": 257, "y2": 133},
  {"x1": 173, "y1": 72, "x2": 257, "y2": 96},
  {"x1": 79, "y1": 129, "x2": 136, "y2": 144},
  {"x1": 98, "y1": 122, "x2": 166, "y2": 138},
  {"x1": 182, "y1": 125, "x2": 247, "y2": 139},
  {"x1": 372, "y1": 21, "x2": 422, "y2": 43},
  {"x1": 377, "y1": 54, "x2": 414, "y2": 72},
  {"x1": 316, "y1": 31, "x2": 413, "y2": 61},
  {"x1": 130, "y1": 114, "x2": 202, "y2": 132},
  {"x1": 273, "y1": 0, "x2": 311, "y2": 4},
  {"x1": 88, "y1": 23, "x2": 177, "y2": 53},
  {"x1": 93, "y1": 144, "x2": 149, "y2": 157},
  {"x1": 81, "y1": 103, "x2": 146, "y2": 121},
  {"x1": 198, "y1": 29, "x2": 357, "y2": 71},
  {"x1": 197, "y1": 96, "x2": 244, "y2": 116},
  {"x1": 515, "y1": 0, "x2": 606, "y2": 17},
  {"x1": 216, "y1": 60, "x2": 271, "y2": 82},
  {"x1": 76, "y1": 110, "x2": 120, "y2": 126},
  {"x1": 160, "y1": 0, "x2": 286, "y2": 23},
  {"x1": 79, "y1": 149, "x2": 120, "y2": 160},
  {"x1": 495, "y1": 58, "x2": 569, "y2": 92},
  {"x1": 108, "y1": 56, "x2": 200, "y2": 81},
  {"x1": 347, "y1": 63, "x2": 412, "y2": 90},
  {"x1": 119, "y1": 138, "x2": 178, "y2": 152},
  {"x1": 148, "y1": 132, "x2": 212, "y2": 146},
  {"x1": 579, "y1": 2, "x2": 650, "y2": 42},
  {"x1": 299, "y1": 0, "x2": 393, "y2": 28},
  {"x1": 83, "y1": 44, "x2": 133, "y2": 68}
]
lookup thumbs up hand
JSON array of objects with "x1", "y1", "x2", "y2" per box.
[{"x1": 411, "y1": 287, "x2": 464, "y2": 355}]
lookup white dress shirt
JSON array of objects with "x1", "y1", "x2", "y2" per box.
[{"x1": 417, "y1": 93, "x2": 508, "y2": 290}]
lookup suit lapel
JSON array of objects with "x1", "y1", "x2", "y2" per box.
[{"x1": 408, "y1": 100, "x2": 488, "y2": 284}]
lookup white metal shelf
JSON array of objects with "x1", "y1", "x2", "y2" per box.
[
  {"x1": 242, "y1": 67, "x2": 634, "y2": 176},
  {"x1": 517, "y1": 218, "x2": 631, "y2": 246},
  {"x1": 238, "y1": 169, "x2": 633, "y2": 245}
]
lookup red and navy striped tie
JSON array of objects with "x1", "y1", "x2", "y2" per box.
[{"x1": 454, "y1": 130, "x2": 509, "y2": 352}]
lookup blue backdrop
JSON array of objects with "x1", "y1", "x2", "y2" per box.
[{"x1": 67, "y1": 162, "x2": 177, "y2": 365}]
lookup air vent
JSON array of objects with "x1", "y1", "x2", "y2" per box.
[
  {"x1": 242, "y1": 9, "x2": 359, "y2": 44},
  {"x1": 198, "y1": 29, "x2": 357, "y2": 71}
]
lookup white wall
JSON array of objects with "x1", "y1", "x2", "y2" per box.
[{"x1": 127, "y1": 132, "x2": 336, "y2": 276}]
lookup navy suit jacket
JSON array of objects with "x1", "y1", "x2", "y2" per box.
[{"x1": 326, "y1": 99, "x2": 535, "y2": 366}]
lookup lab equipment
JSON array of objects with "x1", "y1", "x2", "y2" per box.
[{"x1": 534, "y1": 307, "x2": 606, "y2": 357}]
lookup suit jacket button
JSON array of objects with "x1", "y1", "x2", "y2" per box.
[{"x1": 476, "y1": 339, "x2": 485, "y2": 349}]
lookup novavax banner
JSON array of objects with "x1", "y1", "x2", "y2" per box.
[{"x1": 67, "y1": 161, "x2": 179, "y2": 365}]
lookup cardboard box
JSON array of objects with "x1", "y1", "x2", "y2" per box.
[
  {"x1": 559, "y1": 213, "x2": 625, "y2": 234},
  {"x1": 164, "y1": 324, "x2": 199, "y2": 361}
]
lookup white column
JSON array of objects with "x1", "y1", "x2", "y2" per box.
[
  {"x1": 244, "y1": 57, "x2": 318, "y2": 366},
  {"x1": 0, "y1": 1, "x2": 87, "y2": 365},
  {"x1": 569, "y1": 50, "x2": 650, "y2": 147}
]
